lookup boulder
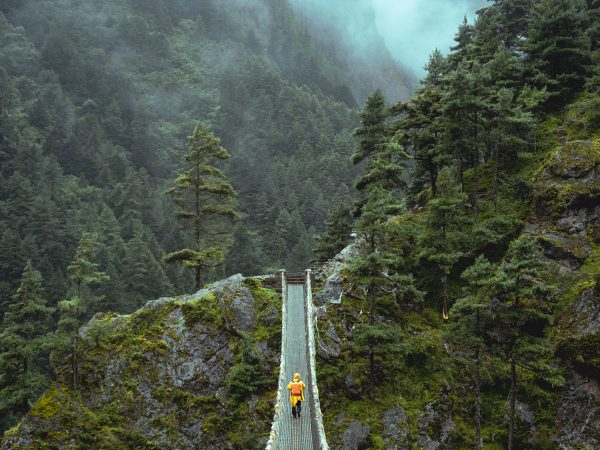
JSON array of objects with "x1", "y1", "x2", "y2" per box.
[
  {"x1": 341, "y1": 420, "x2": 370, "y2": 450},
  {"x1": 381, "y1": 406, "x2": 409, "y2": 450}
]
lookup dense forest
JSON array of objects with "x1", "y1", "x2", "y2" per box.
[
  {"x1": 1, "y1": 0, "x2": 600, "y2": 448},
  {"x1": 314, "y1": 0, "x2": 600, "y2": 448},
  {"x1": 0, "y1": 0, "x2": 416, "y2": 434}
]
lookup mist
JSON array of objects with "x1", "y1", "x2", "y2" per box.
[{"x1": 290, "y1": 0, "x2": 487, "y2": 78}]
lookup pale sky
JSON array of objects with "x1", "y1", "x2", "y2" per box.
[{"x1": 371, "y1": 0, "x2": 488, "y2": 75}]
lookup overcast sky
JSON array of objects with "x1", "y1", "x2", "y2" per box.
[
  {"x1": 290, "y1": 0, "x2": 488, "y2": 78},
  {"x1": 371, "y1": 0, "x2": 487, "y2": 75}
]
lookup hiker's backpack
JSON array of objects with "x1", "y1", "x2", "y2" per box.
[{"x1": 291, "y1": 382, "x2": 302, "y2": 396}]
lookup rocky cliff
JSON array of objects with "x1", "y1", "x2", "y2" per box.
[{"x1": 2, "y1": 275, "x2": 281, "y2": 450}]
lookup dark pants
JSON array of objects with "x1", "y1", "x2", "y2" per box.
[{"x1": 292, "y1": 400, "x2": 302, "y2": 417}]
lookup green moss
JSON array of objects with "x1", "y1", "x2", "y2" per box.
[
  {"x1": 30, "y1": 385, "x2": 63, "y2": 420},
  {"x1": 180, "y1": 292, "x2": 224, "y2": 329},
  {"x1": 558, "y1": 333, "x2": 600, "y2": 375}
]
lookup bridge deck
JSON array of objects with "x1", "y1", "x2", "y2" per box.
[{"x1": 276, "y1": 283, "x2": 315, "y2": 449}]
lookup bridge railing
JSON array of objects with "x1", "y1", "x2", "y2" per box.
[
  {"x1": 305, "y1": 269, "x2": 329, "y2": 450},
  {"x1": 266, "y1": 270, "x2": 288, "y2": 450}
]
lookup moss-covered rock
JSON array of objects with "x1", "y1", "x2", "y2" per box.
[{"x1": 1, "y1": 274, "x2": 281, "y2": 450}]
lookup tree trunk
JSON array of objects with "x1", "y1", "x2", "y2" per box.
[
  {"x1": 472, "y1": 115, "x2": 479, "y2": 222},
  {"x1": 429, "y1": 160, "x2": 437, "y2": 196},
  {"x1": 368, "y1": 287, "x2": 376, "y2": 397},
  {"x1": 72, "y1": 335, "x2": 79, "y2": 391},
  {"x1": 508, "y1": 352, "x2": 517, "y2": 450},
  {"x1": 195, "y1": 266, "x2": 201, "y2": 291},
  {"x1": 493, "y1": 141, "x2": 499, "y2": 212},
  {"x1": 442, "y1": 272, "x2": 449, "y2": 320},
  {"x1": 475, "y1": 310, "x2": 483, "y2": 450}
]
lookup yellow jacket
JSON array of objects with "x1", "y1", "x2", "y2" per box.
[{"x1": 287, "y1": 379, "x2": 305, "y2": 406}]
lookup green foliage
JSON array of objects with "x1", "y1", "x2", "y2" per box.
[
  {"x1": 165, "y1": 121, "x2": 237, "y2": 290},
  {"x1": 0, "y1": 262, "x2": 54, "y2": 432},
  {"x1": 226, "y1": 341, "x2": 264, "y2": 401},
  {"x1": 314, "y1": 204, "x2": 353, "y2": 262}
]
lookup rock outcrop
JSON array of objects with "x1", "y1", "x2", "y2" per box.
[
  {"x1": 529, "y1": 139, "x2": 600, "y2": 271},
  {"x1": 2, "y1": 275, "x2": 281, "y2": 450}
]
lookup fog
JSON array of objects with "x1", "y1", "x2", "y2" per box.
[{"x1": 291, "y1": 0, "x2": 488, "y2": 78}]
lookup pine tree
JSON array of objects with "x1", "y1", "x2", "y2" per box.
[
  {"x1": 52, "y1": 296, "x2": 86, "y2": 390},
  {"x1": 0, "y1": 262, "x2": 54, "y2": 431},
  {"x1": 525, "y1": 0, "x2": 591, "y2": 106},
  {"x1": 486, "y1": 86, "x2": 535, "y2": 210},
  {"x1": 448, "y1": 16, "x2": 475, "y2": 68},
  {"x1": 67, "y1": 233, "x2": 110, "y2": 299},
  {"x1": 417, "y1": 167, "x2": 470, "y2": 319},
  {"x1": 314, "y1": 204, "x2": 352, "y2": 262},
  {"x1": 442, "y1": 59, "x2": 491, "y2": 216},
  {"x1": 55, "y1": 233, "x2": 108, "y2": 390},
  {"x1": 450, "y1": 255, "x2": 497, "y2": 450},
  {"x1": 491, "y1": 236, "x2": 561, "y2": 450},
  {"x1": 347, "y1": 185, "x2": 404, "y2": 395},
  {"x1": 394, "y1": 50, "x2": 448, "y2": 197},
  {"x1": 165, "y1": 122, "x2": 237, "y2": 290},
  {"x1": 352, "y1": 90, "x2": 388, "y2": 183}
]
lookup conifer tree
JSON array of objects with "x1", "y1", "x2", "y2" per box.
[
  {"x1": 417, "y1": 167, "x2": 470, "y2": 319},
  {"x1": 54, "y1": 233, "x2": 108, "y2": 390},
  {"x1": 394, "y1": 50, "x2": 447, "y2": 196},
  {"x1": 348, "y1": 134, "x2": 415, "y2": 393},
  {"x1": 491, "y1": 236, "x2": 561, "y2": 450},
  {"x1": 448, "y1": 16, "x2": 475, "y2": 68},
  {"x1": 450, "y1": 255, "x2": 497, "y2": 450},
  {"x1": 0, "y1": 262, "x2": 54, "y2": 431},
  {"x1": 314, "y1": 204, "x2": 352, "y2": 262},
  {"x1": 442, "y1": 59, "x2": 491, "y2": 215},
  {"x1": 165, "y1": 122, "x2": 237, "y2": 290},
  {"x1": 348, "y1": 185, "x2": 404, "y2": 395},
  {"x1": 352, "y1": 90, "x2": 388, "y2": 190},
  {"x1": 67, "y1": 233, "x2": 109, "y2": 299},
  {"x1": 525, "y1": 0, "x2": 591, "y2": 105},
  {"x1": 486, "y1": 87, "x2": 535, "y2": 209}
]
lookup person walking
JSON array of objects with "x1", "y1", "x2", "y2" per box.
[{"x1": 287, "y1": 372, "x2": 305, "y2": 418}]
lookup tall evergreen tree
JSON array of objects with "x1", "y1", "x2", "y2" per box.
[
  {"x1": 54, "y1": 233, "x2": 108, "y2": 390},
  {"x1": 67, "y1": 233, "x2": 109, "y2": 299},
  {"x1": 348, "y1": 185, "x2": 404, "y2": 395},
  {"x1": 352, "y1": 90, "x2": 388, "y2": 191},
  {"x1": 442, "y1": 59, "x2": 491, "y2": 216},
  {"x1": 486, "y1": 86, "x2": 535, "y2": 209},
  {"x1": 165, "y1": 122, "x2": 237, "y2": 290},
  {"x1": 314, "y1": 204, "x2": 353, "y2": 262},
  {"x1": 491, "y1": 236, "x2": 561, "y2": 450},
  {"x1": 525, "y1": 0, "x2": 591, "y2": 105},
  {"x1": 394, "y1": 50, "x2": 447, "y2": 196},
  {"x1": 417, "y1": 167, "x2": 470, "y2": 319},
  {"x1": 0, "y1": 262, "x2": 54, "y2": 431},
  {"x1": 450, "y1": 255, "x2": 497, "y2": 450}
]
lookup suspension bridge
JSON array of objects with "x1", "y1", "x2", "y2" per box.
[{"x1": 265, "y1": 270, "x2": 329, "y2": 450}]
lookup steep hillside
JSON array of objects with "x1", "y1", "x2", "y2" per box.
[
  {"x1": 312, "y1": 94, "x2": 600, "y2": 449},
  {"x1": 0, "y1": 0, "x2": 413, "y2": 317}
]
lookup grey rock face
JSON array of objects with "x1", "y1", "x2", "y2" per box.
[
  {"x1": 382, "y1": 406, "x2": 409, "y2": 450},
  {"x1": 417, "y1": 402, "x2": 454, "y2": 450},
  {"x1": 341, "y1": 420, "x2": 370, "y2": 450},
  {"x1": 556, "y1": 371, "x2": 600, "y2": 449},
  {"x1": 562, "y1": 289, "x2": 600, "y2": 337},
  {"x1": 317, "y1": 321, "x2": 341, "y2": 360},
  {"x1": 315, "y1": 242, "x2": 360, "y2": 305},
  {"x1": 211, "y1": 273, "x2": 257, "y2": 334},
  {"x1": 3, "y1": 274, "x2": 276, "y2": 450},
  {"x1": 554, "y1": 288, "x2": 600, "y2": 449}
]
